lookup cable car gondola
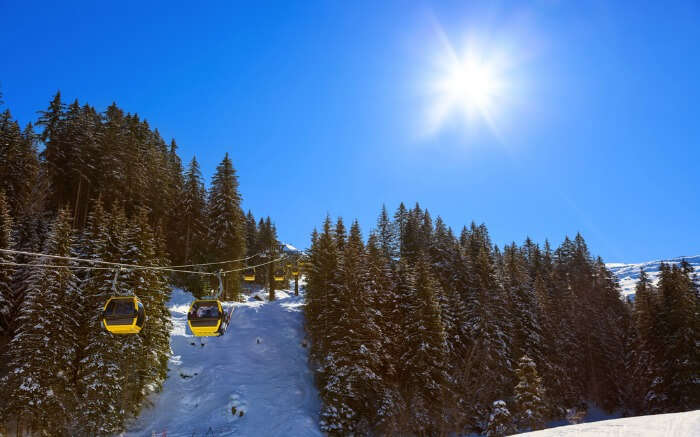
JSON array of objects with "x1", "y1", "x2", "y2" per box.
[
  {"x1": 187, "y1": 299, "x2": 228, "y2": 337},
  {"x1": 102, "y1": 296, "x2": 145, "y2": 334},
  {"x1": 243, "y1": 268, "x2": 255, "y2": 282},
  {"x1": 102, "y1": 269, "x2": 146, "y2": 334},
  {"x1": 273, "y1": 269, "x2": 285, "y2": 281},
  {"x1": 187, "y1": 270, "x2": 233, "y2": 337}
]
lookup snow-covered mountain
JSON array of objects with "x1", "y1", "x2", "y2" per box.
[
  {"x1": 518, "y1": 409, "x2": 700, "y2": 436},
  {"x1": 281, "y1": 242, "x2": 301, "y2": 254},
  {"x1": 606, "y1": 255, "x2": 700, "y2": 299},
  {"x1": 126, "y1": 287, "x2": 321, "y2": 437}
]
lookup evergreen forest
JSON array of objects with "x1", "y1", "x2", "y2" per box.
[
  {"x1": 304, "y1": 204, "x2": 699, "y2": 436},
  {"x1": 0, "y1": 91, "x2": 281, "y2": 435}
]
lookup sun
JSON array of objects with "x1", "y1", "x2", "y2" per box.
[
  {"x1": 439, "y1": 58, "x2": 499, "y2": 111},
  {"x1": 423, "y1": 35, "x2": 510, "y2": 137}
]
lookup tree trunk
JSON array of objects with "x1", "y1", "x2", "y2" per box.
[{"x1": 268, "y1": 261, "x2": 275, "y2": 301}]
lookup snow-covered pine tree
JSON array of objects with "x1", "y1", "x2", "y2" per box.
[
  {"x1": 427, "y1": 217, "x2": 472, "y2": 429},
  {"x1": 305, "y1": 216, "x2": 337, "y2": 357},
  {"x1": 655, "y1": 262, "x2": 699, "y2": 412},
  {"x1": 152, "y1": 225, "x2": 174, "y2": 376},
  {"x1": 485, "y1": 400, "x2": 515, "y2": 437},
  {"x1": 531, "y1": 239, "x2": 573, "y2": 412},
  {"x1": 0, "y1": 190, "x2": 14, "y2": 337},
  {"x1": 75, "y1": 202, "x2": 129, "y2": 436},
  {"x1": 590, "y1": 257, "x2": 629, "y2": 411},
  {"x1": 102, "y1": 205, "x2": 147, "y2": 420},
  {"x1": 334, "y1": 217, "x2": 346, "y2": 253},
  {"x1": 120, "y1": 207, "x2": 170, "y2": 416},
  {"x1": 418, "y1": 209, "x2": 433, "y2": 256},
  {"x1": 393, "y1": 202, "x2": 408, "y2": 257},
  {"x1": 376, "y1": 204, "x2": 397, "y2": 259},
  {"x1": 514, "y1": 355, "x2": 547, "y2": 432},
  {"x1": 2, "y1": 209, "x2": 80, "y2": 435},
  {"x1": 503, "y1": 244, "x2": 548, "y2": 391},
  {"x1": 365, "y1": 231, "x2": 402, "y2": 434},
  {"x1": 307, "y1": 217, "x2": 346, "y2": 434},
  {"x1": 397, "y1": 256, "x2": 450, "y2": 435},
  {"x1": 463, "y1": 244, "x2": 513, "y2": 429},
  {"x1": 207, "y1": 153, "x2": 246, "y2": 300},
  {"x1": 256, "y1": 217, "x2": 280, "y2": 299},
  {"x1": 181, "y1": 156, "x2": 208, "y2": 266},
  {"x1": 399, "y1": 204, "x2": 424, "y2": 264},
  {"x1": 319, "y1": 220, "x2": 386, "y2": 435},
  {"x1": 627, "y1": 270, "x2": 657, "y2": 411},
  {"x1": 0, "y1": 110, "x2": 40, "y2": 217},
  {"x1": 245, "y1": 210, "x2": 258, "y2": 257},
  {"x1": 549, "y1": 236, "x2": 585, "y2": 405},
  {"x1": 163, "y1": 138, "x2": 185, "y2": 266}
]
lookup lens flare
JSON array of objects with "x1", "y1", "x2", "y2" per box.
[{"x1": 423, "y1": 27, "x2": 512, "y2": 138}]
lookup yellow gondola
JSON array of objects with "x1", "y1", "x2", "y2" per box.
[
  {"x1": 187, "y1": 299, "x2": 225, "y2": 337},
  {"x1": 243, "y1": 268, "x2": 255, "y2": 282},
  {"x1": 102, "y1": 296, "x2": 145, "y2": 334},
  {"x1": 273, "y1": 269, "x2": 285, "y2": 281}
]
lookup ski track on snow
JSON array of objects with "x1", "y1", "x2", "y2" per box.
[{"x1": 124, "y1": 287, "x2": 321, "y2": 437}]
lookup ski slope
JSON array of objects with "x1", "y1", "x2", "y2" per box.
[
  {"x1": 607, "y1": 254, "x2": 700, "y2": 299},
  {"x1": 125, "y1": 287, "x2": 321, "y2": 437},
  {"x1": 518, "y1": 409, "x2": 700, "y2": 436}
]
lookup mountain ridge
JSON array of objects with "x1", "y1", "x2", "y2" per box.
[{"x1": 606, "y1": 254, "x2": 700, "y2": 298}]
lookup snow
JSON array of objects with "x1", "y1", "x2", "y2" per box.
[
  {"x1": 125, "y1": 287, "x2": 321, "y2": 437},
  {"x1": 606, "y1": 255, "x2": 700, "y2": 299},
  {"x1": 516, "y1": 409, "x2": 700, "y2": 436},
  {"x1": 281, "y1": 242, "x2": 301, "y2": 253}
]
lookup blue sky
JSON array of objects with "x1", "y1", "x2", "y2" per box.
[{"x1": 2, "y1": 0, "x2": 699, "y2": 262}]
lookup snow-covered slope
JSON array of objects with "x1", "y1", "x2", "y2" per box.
[
  {"x1": 125, "y1": 287, "x2": 321, "y2": 437},
  {"x1": 517, "y1": 409, "x2": 700, "y2": 436},
  {"x1": 606, "y1": 255, "x2": 700, "y2": 299}
]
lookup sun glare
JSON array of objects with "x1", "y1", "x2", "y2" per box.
[
  {"x1": 422, "y1": 28, "x2": 513, "y2": 138},
  {"x1": 440, "y1": 59, "x2": 498, "y2": 111}
]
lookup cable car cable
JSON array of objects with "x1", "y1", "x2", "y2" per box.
[
  {"x1": 0, "y1": 248, "x2": 266, "y2": 270},
  {"x1": 0, "y1": 255, "x2": 289, "y2": 276}
]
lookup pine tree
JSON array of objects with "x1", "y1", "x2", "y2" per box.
[
  {"x1": 514, "y1": 355, "x2": 547, "y2": 432},
  {"x1": 121, "y1": 208, "x2": 171, "y2": 415},
  {"x1": 376, "y1": 204, "x2": 396, "y2": 259},
  {"x1": 75, "y1": 202, "x2": 128, "y2": 436},
  {"x1": 318, "y1": 220, "x2": 387, "y2": 435},
  {"x1": 503, "y1": 244, "x2": 545, "y2": 378},
  {"x1": 179, "y1": 156, "x2": 208, "y2": 293},
  {"x1": 334, "y1": 217, "x2": 346, "y2": 253},
  {"x1": 207, "y1": 153, "x2": 246, "y2": 299},
  {"x1": 464, "y1": 245, "x2": 513, "y2": 429},
  {"x1": 0, "y1": 190, "x2": 14, "y2": 337},
  {"x1": 0, "y1": 111, "x2": 39, "y2": 216},
  {"x1": 245, "y1": 210, "x2": 258, "y2": 257},
  {"x1": 486, "y1": 400, "x2": 515, "y2": 437},
  {"x1": 163, "y1": 139, "x2": 185, "y2": 264},
  {"x1": 2, "y1": 209, "x2": 80, "y2": 435},
  {"x1": 256, "y1": 217, "x2": 280, "y2": 300},
  {"x1": 397, "y1": 256, "x2": 450, "y2": 434},
  {"x1": 393, "y1": 202, "x2": 408, "y2": 257},
  {"x1": 655, "y1": 262, "x2": 699, "y2": 412},
  {"x1": 364, "y1": 232, "x2": 402, "y2": 434}
]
